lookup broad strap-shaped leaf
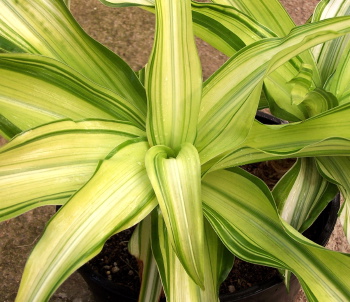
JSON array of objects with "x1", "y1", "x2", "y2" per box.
[
  {"x1": 145, "y1": 0, "x2": 202, "y2": 151},
  {"x1": 313, "y1": 0, "x2": 350, "y2": 23},
  {"x1": 316, "y1": 156, "x2": 350, "y2": 243},
  {"x1": 210, "y1": 0, "x2": 320, "y2": 70},
  {"x1": 312, "y1": 0, "x2": 350, "y2": 83},
  {"x1": 151, "y1": 209, "x2": 233, "y2": 302},
  {"x1": 288, "y1": 63, "x2": 314, "y2": 106},
  {"x1": 206, "y1": 102, "x2": 350, "y2": 170},
  {"x1": 102, "y1": 1, "x2": 320, "y2": 122},
  {"x1": 151, "y1": 209, "x2": 202, "y2": 302},
  {"x1": 202, "y1": 168, "x2": 350, "y2": 301},
  {"x1": 0, "y1": 0, "x2": 146, "y2": 111},
  {"x1": 213, "y1": 0, "x2": 340, "y2": 75},
  {"x1": 273, "y1": 158, "x2": 338, "y2": 232},
  {"x1": 0, "y1": 119, "x2": 144, "y2": 221},
  {"x1": 296, "y1": 88, "x2": 339, "y2": 118},
  {"x1": 263, "y1": 63, "x2": 313, "y2": 122},
  {"x1": 211, "y1": 0, "x2": 295, "y2": 37},
  {"x1": 0, "y1": 54, "x2": 146, "y2": 139},
  {"x1": 196, "y1": 16, "x2": 350, "y2": 163},
  {"x1": 15, "y1": 138, "x2": 157, "y2": 302},
  {"x1": 128, "y1": 215, "x2": 162, "y2": 302},
  {"x1": 145, "y1": 143, "x2": 205, "y2": 287},
  {"x1": 190, "y1": 2, "x2": 320, "y2": 121},
  {"x1": 266, "y1": 63, "x2": 316, "y2": 121},
  {"x1": 210, "y1": 0, "x2": 322, "y2": 121},
  {"x1": 106, "y1": 1, "x2": 275, "y2": 57},
  {"x1": 326, "y1": 41, "x2": 350, "y2": 105},
  {"x1": 153, "y1": 2, "x2": 320, "y2": 121},
  {"x1": 191, "y1": 2, "x2": 276, "y2": 56}
]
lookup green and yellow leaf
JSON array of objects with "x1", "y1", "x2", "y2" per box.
[
  {"x1": 196, "y1": 16, "x2": 350, "y2": 162},
  {"x1": 0, "y1": 120, "x2": 144, "y2": 221},
  {"x1": 317, "y1": 156, "x2": 350, "y2": 243},
  {"x1": 16, "y1": 138, "x2": 157, "y2": 301},
  {"x1": 0, "y1": 54, "x2": 146, "y2": 139},
  {"x1": 129, "y1": 215, "x2": 162, "y2": 302},
  {"x1": 312, "y1": 0, "x2": 350, "y2": 83},
  {"x1": 151, "y1": 209, "x2": 233, "y2": 302},
  {"x1": 145, "y1": 0, "x2": 202, "y2": 150},
  {"x1": 202, "y1": 168, "x2": 350, "y2": 301},
  {"x1": 211, "y1": 0, "x2": 295, "y2": 37},
  {"x1": 0, "y1": 0, "x2": 147, "y2": 110},
  {"x1": 273, "y1": 158, "x2": 338, "y2": 232},
  {"x1": 207, "y1": 102, "x2": 350, "y2": 170},
  {"x1": 145, "y1": 143, "x2": 205, "y2": 287}
]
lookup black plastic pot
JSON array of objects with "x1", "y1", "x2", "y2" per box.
[
  {"x1": 78, "y1": 112, "x2": 341, "y2": 301},
  {"x1": 79, "y1": 195, "x2": 340, "y2": 302}
]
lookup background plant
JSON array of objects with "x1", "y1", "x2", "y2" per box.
[{"x1": 0, "y1": 0, "x2": 350, "y2": 301}]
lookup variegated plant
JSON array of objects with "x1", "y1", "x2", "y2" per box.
[{"x1": 1, "y1": 0, "x2": 350, "y2": 301}]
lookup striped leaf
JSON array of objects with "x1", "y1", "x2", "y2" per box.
[
  {"x1": 296, "y1": 87, "x2": 338, "y2": 118},
  {"x1": 145, "y1": 0, "x2": 202, "y2": 150},
  {"x1": 196, "y1": 16, "x2": 350, "y2": 163},
  {"x1": 209, "y1": 0, "x2": 317, "y2": 75},
  {"x1": 288, "y1": 63, "x2": 314, "y2": 106},
  {"x1": 104, "y1": 1, "x2": 276, "y2": 56},
  {"x1": 207, "y1": 101, "x2": 350, "y2": 170},
  {"x1": 102, "y1": 1, "x2": 321, "y2": 121},
  {"x1": 15, "y1": 138, "x2": 157, "y2": 301},
  {"x1": 312, "y1": 0, "x2": 350, "y2": 83},
  {"x1": 128, "y1": 215, "x2": 162, "y2": 302},
  {"x1": 151, "y1": 209, "x2": 202, "y2": 302},
  {"x1": 202, "y1": 168, "x2": 350, "y2": 301},
  {"x1": 151, "y1": 209, "x2": 233, "y2": 302},
  {"x1": 145, "y1": 143, "x2": 205, "y2": 287},
  {"x1": 316, "y1": 157, "x2": 350, "y2": 243},
  {"x1": 190, "y1": 1, "x2": 320, "y2": 121},
  {"x1": 273, "y1": 158, "x2": 338, "y2": 232},
  {"x1": 326, "y1": 41, "x2": 350, "y2": 105},
  {"x1": 0, "y1": 119, "x2": 144, "y2": 221},
  {"x1": 208, "y1": 0, "x2": 323, "y2": 121},
  {"x1": 191, "y1": 2, "x2": 275, "y2": 55},
  {"x1": 211, "y1": 0, "x2": 295, "y2": 37},
  {"x1": 0, "y1": 54, "x2": 146, "y2": 139},
  {"x1": 0, "y1": 0, "x2": 146, "y2": 111},
  {"x1": 109, "y1": 1, "x2": 320, "y2": 121}
]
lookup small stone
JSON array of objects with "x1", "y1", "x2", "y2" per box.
[
  {"x1": 228, "y1": 285, "x2": 235, "y2": 293},
  {"x1": 128, "y1": 270, "x2": 134, "y2": 275},
  {"x1": 111, "y1": 266, "x2": 120, "y2": 273},
  {"x1": 106, "y1": 270, "x2": 111, "y2": 275},
  {"x1": 57, "y1": 292, "x2": 68, "y2": 299},
  {"x1": 107, "y1": 275, "x2": 112, "y2": 280},
  {"x1": 103, "y1": 265, "x2": 111, "y2": 270}
]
